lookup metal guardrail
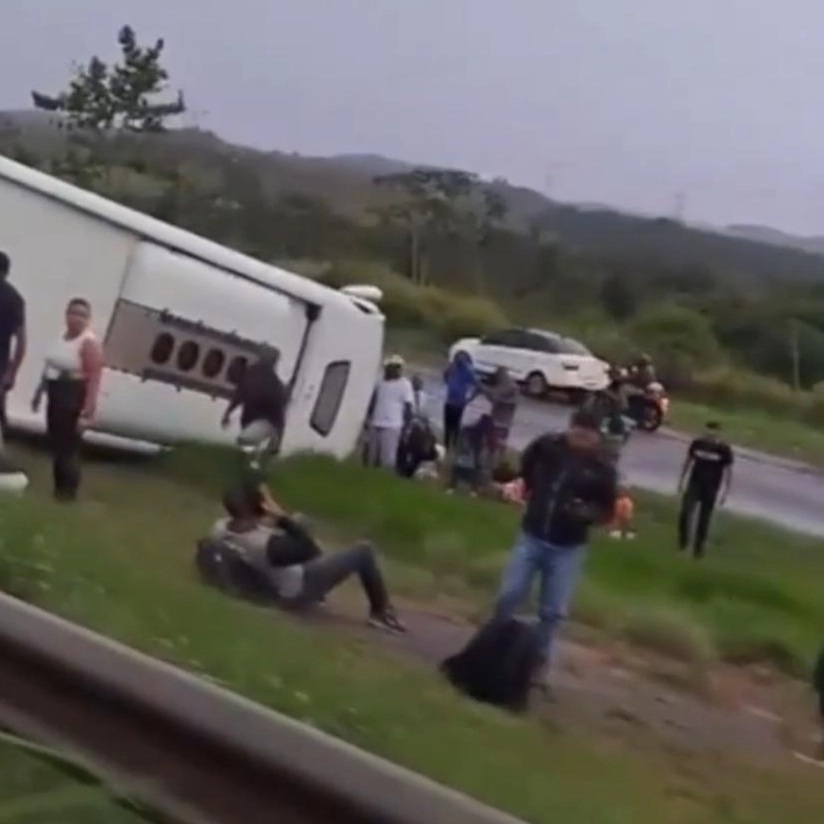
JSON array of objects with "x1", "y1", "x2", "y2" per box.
[{"x1": 0, "y1": 592, "x2": 528, "y2": 824}]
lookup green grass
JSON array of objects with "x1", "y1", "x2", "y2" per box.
[
  {"x1": 0, "y1": 740, "x2": 142, "y2": 823},
  {"x1": 1, "y1": 445, "x2": 823, "y2": 822},
  {"x1": 192, "y1": 452, "x2": 822, "y2": 677},
  {"x1": 669, "y1": 399, "x2": 824, "y2": 465}
]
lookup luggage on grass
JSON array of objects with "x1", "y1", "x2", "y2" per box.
[
  {"x1": 195, "y1": 538, "x2": 278, "y2": 604},
  {"x1": 440, "y1": 617, "x2": 542, "y2": 712}
]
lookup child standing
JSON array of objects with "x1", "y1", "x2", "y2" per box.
[{"x1": 609, "y1": 484, "x2": 636, "y2": 539}]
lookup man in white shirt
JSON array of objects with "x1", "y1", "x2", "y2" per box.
[{"x1": 366, "y1": 355, "x2": 414, "y2": 469}]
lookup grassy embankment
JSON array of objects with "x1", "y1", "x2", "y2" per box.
[
  {"x1": 0, "y1": 737, "x2": 143, "y2": 823},
  {"x1": 0, "y1": 443, "x2": 823, "y2": 823}
]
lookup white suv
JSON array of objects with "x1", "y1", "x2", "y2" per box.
[{"x1": 449, "y1": 327, "x2": 609, "y2": 399}]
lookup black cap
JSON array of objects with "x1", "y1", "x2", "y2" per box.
[{"x1": 0, "y1": 251, "x2": 9, "y2": 277}]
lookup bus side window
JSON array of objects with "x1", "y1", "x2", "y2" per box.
[
  {"x1": 176, "y1": 341, "x2": 200, "y2": 372},
  {"x1": 150, "y1": 332, "x2": 175, "y2": 365},
  {"x1": 310, "y1": 361, "x2": 351, "y2": 437},
  {"x1": 202, "y1": 348, "x2": 226, "y2": 379}
]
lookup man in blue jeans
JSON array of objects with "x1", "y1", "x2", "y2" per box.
[{"x1": 494, "y1": 409, "x2": 617, "y2": 686}]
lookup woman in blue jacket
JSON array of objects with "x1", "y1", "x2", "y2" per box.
[{"x1": 443, "y1": 351, "x2": 478, "y2": 449}]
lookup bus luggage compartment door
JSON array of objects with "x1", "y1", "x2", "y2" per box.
[{"x1": 96, "y1": 242, "x2": 313, "y2": 444}]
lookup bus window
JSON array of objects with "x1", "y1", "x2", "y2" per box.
[
  {"x1": 310, "y1": 361, "x2": 351, "y2": 437},
  {"x1": 177, "y1": 341, "x2": 200, "y2": 372},
  {"x1": 150, "y1": 332, "x2": 175, "y2": 365},
  {"x1": 202, "y1": 348, "x2": 226, "y2": 379}
]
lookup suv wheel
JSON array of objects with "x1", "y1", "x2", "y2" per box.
[{"x1": 525, "y1": 371, "x2": 548, "y2": 398}]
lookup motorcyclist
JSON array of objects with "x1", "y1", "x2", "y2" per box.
[
  {"x1": 583, "y1": 367, "x2": 630, "y2": 459},
  {"x1": 628, "y1": 354, "x2": 657, "y2": 391}
]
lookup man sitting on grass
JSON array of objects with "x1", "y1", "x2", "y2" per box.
[{"x1": 210, "y1": 481, "x2": 406, "y2": 634}]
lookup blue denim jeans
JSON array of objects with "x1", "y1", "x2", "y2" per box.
[{"x1": 494, "y1": 530, "x2": 586, "y2": 665}]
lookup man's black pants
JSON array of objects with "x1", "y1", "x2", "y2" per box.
[
  {"x1": 678, "y1": 482, "x2": 718, "y2": 558},
  {"x1": 46, "y1": 378, "x2": 85, "y2": 501}
]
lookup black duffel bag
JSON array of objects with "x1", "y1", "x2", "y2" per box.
[{"x1": 441, "y1": 617, "x2": 542, "y2": 713}]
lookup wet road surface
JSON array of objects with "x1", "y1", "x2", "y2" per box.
[{"x1": 420, "y1": 372, "x2": 824, "y2": 538}]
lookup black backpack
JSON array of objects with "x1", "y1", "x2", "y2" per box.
[
  {"x1": 441, "y1": 617, "x2": 542, "y2": 713},
  {"x1": 195, "y1": 538, "x2": 278, "y2": 604}
]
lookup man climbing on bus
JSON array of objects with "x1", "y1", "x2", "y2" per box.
[{"x1": 222, "y1": 344, "x2": 288, "y2": 470}]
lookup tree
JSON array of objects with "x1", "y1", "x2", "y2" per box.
[
  {"x1": 629, "y1": 304, "x2": 722, "y2": 387},
  {"x1": 32, "y1": 25, "x2": 185, "y2": 133},
  {"x1": 31, "y1": 24, "x2": 185, "y2": 189},
  {"x1": 600, "y1": 271, "x2": 639, "y2": 321},
  {"x1": 371, "y1": 168, "x2": 503, "y2": 287}
]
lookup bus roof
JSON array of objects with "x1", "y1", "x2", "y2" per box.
[{"x1": 0, "y1": 153, "x2": 356, "y2": 312}]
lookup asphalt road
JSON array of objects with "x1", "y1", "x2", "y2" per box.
[{"x1": 420, "y1": 373, "x2": 824, "y2": 538}]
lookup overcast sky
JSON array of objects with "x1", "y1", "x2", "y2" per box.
[{"x1": 1, "y1": 0, "x2": 823, "y2": 233}]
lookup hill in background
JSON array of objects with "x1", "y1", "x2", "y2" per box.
[{"x1": 3, "y1": 108, "x2": 824, "y2": 282}]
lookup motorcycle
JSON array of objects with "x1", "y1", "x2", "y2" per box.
[{"x1": 626, "y1": 381, "x2": 668, "y2": 432}]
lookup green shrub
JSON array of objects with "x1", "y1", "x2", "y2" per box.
[
  {"x1": 311, "y1": 258, "x2": 824, "y2": 426},
  {"x1": 319, "y1": 260, "x2": 508, "y2": 341},
  {"x1": 685, "y1": 366, "x2": 824, "y2": 427},
  {"x1": 418, "y1": 287, "x2": 508, "y2": 341},
  {"x1": 622, "y1": 606, "x2": 715, "y2": 667},
  {"x1": 628, "y1": 304, "x2": 723, "y2": 388}
]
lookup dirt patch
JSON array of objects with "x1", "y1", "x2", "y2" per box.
[{"x1": 304, "y1": 595, "x2": 819, "y2": 770}]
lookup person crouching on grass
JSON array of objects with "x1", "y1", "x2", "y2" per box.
[{"x1": 492, "y1": 409, "x2": 618, "y2": 687}]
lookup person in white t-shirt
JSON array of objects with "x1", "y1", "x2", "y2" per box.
[{"x1": 366, "y1": 355, "x2": 414, "y2": 468}]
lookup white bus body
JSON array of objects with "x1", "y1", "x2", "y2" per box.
[{"x1": 0, "y1": 154, "x2": 384, "y2": 458}]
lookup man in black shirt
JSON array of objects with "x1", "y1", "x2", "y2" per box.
[
  {"x1": 0, "y1": 251, "x2": 27, "y2": 441},
  {"x1": 494, "y1": 409, "x2": 617, "y2": 683},
  {"x1": 677, "y1": 421, "x2": 733, "y2": 558},
  {"x1": 222, "y1": 344, "x2": 287, "y2": 470}
]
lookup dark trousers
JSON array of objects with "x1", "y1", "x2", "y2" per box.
[
  {"x1": 443, "y1": 403, "x2": 465, "y2": 449},
  {"x1": 396, "y1": 423, "x2": 436, "y2": 478},
  {"x1": 678, "y1": 483, "x2": 718, "y2": 558},
  {"x1": 449, "y1": 463, "x2": 482, "y2": 492},
  {"x1": 299, "y1": 543, "x2": 390, "y2": 615},
  {"x1": 0, "y1": 389, "x2": 7, "y2": 442},
  {"x1": 396, "y1": 446, "x2": 423, "y2": 478},
  {"x1": 46, "y1": 378, "x2": 85, "y2": 501}
]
